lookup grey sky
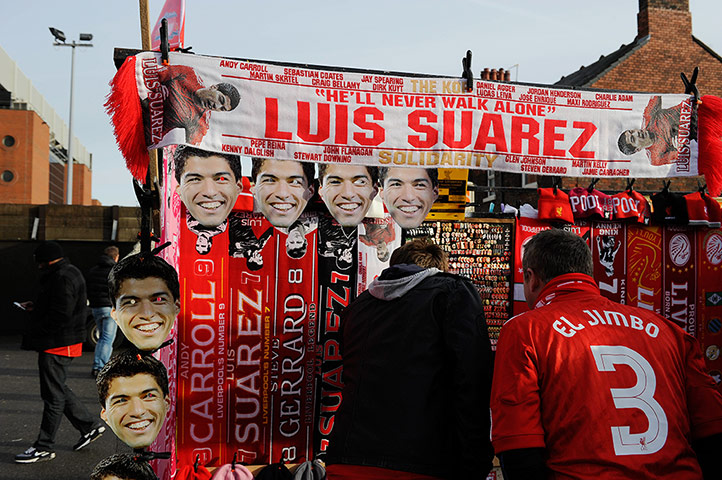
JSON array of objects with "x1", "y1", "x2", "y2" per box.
[{"x1": 1, "y1": 0, "x2": 720, "y2": 206}]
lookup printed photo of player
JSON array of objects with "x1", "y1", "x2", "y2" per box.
[
  {"x1": 251, "y1": 158, "x2": 315, "y2": 228},
  {"x1": 617, "y1": 96, "x2": 684, "y2": 166},
  {"x1": 228, "y1": 214, "x2": 273, "y2": 271},
  {"x1": 359, "y1": 221, "x2": 396, "y2": 262},
  {"x1": 380, "y1": 167, "x2": 439, "y2": 229},
  {"x1": 318, "y1": 164, "x2": 378, "y2": 227},
  {"x1": 319, "y1": 215, "x2": 356, "y2": 270},
  {"x1": 144, "y1": 64, "x2": 240, "y2": 145}
]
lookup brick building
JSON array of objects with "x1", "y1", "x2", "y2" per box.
[
  {"x1": 0, "y1": 45, "x2": 94, "y2": 205},
  {"x1": 555, "y1": 0, "x2": 722, "y2": 194},
  {"x1": 474, "y1": 0, "x2": 722, "y2": 210}
]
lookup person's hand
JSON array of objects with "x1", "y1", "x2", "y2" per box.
[{"x1": 16, "y1": 301, "x2": 34, "y2": 311}]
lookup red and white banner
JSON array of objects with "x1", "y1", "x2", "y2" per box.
[{"x1": 111, "y1": 51, "x2": 703, "y2": 182}]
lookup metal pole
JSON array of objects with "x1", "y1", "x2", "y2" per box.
[{"x1": 66, "y1": 41, "x2": 76, "y2": 205}]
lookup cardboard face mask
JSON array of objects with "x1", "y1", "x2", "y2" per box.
[
  {"x1": 319, "y1": 164, "x2": 378, "y2": 227},
  {"x1": 101, "y1": 373, "x2": 170, "y2": 449},
  {"x1": 381, "y1": 167, "x2": 439, "y2": 229},
  {"x1": 252, "y1": 159, "x2": 314, "y2": 228}
]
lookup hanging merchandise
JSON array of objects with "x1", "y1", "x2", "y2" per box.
[
  {"x1": 255, "y1": 461, "x2": 294, "y2": 480},
  {"x1": 568, "y1": 182, "x2": 614, "y2": 221},
  {"x1": 537, "y1": 187, "x2": 575, "y2": 224},
  {"x1": 611, "y1": 188, "x2": 651, "y2": 225},
  {"x1": 292, "y1": 459, "x2": 326, "y2": 480}
]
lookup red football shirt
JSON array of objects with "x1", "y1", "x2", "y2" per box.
[{"x1": 491, "y1": 273, "x2": 722, "y2": 479}]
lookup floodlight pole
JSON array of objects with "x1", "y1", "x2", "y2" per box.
[{"x1": 52, "y1": 34, "x2": 92, "y2": 205}]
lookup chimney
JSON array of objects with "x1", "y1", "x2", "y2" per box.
[{"x1": 637, "y1": 0, "x2": 691, "y2": 39}]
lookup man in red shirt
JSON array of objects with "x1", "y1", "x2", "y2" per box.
[
  {"x1": 16, "y1": 242, "x2": 105, "y2": 463},
  {"x1": 617, "y1": 96, "x2": 683, "y2": 166},
  {"x1": 491, "y1": 228, "x2": 722, "y2": 479}
]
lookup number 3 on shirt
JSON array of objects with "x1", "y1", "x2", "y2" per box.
[{"x1": 590, "y1": 345, "x2": 668, "y2": 455}]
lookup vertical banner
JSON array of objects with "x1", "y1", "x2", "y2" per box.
[
  {"x1": 663, "y1": 225, "x2": 697, "y2": 335},
  {"x1": 227, "y1": 212, "x2": 277, "y2": 465},
  {"x1": 272, "y1": 215, "x2": 318, "y2": 464},
  {"x1": 626, "y1": 224, "x2": 663, "y2": 313},
  {"x1": 697, "y1": 229, "x2": 722, "y2": 389},
  {"x1": 154, "y1": 147, "x2": 182, "y2": 479},
  {"x1": 591, "y1": 221, "x2": 627, "y2": 304},
  {"x1": 512, "y1": 217, "x2": 550, "y2": 316},
  {"x1": 177, "y1": 210, "x2": 230, "y2": 468},
  {"x1": 357, "y1": 215, "x2": 400, "y2": 295},
  {"x1": 315, "y1": 215, "x2": 357, "y2": 458},
  {"x1": 227, "y1": 213, "x2": 319, "y2": 464}
]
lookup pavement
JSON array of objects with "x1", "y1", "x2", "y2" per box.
[{"x1": 0, "y1": 335, "x2": 132, "y2": 480}]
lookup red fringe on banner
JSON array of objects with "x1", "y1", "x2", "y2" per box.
[
  {"x1": 698, "y1": 95, "x2": 722, "y2": 197},
  {"x1": 104, "y1": 55, "x2": 150, "y2": 181}
]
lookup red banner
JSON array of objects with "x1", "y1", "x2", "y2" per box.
[
  {"x1": 662, "y1": 225, "x2": 697, "y2": 335},
  {"x1": 177, "y1": 211, "x2": 230, "y2": 467},
  {"x1": 626, "y1": 224, "x2": 663, "y2": 313},
  {"x1": 512, "y1": 217, "x2": 551, "y2": 316}
]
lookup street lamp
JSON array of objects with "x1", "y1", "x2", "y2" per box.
[{"x1": 49, "y1": 27, "x2": 93, "y2": 205}]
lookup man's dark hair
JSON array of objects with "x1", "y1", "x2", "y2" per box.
[
  {"x1": 90, "y1": 454, "x2": 158, "y2": 480},
  {"x1": 617, "y1": 130, "x2": 639, "y2": 155},
  {"x1": 104, "y1": 246, "x2": 120, "y2": 259},
  {"x1": 107, "y1": 253, "x2": 180, "y2": 304},
  {"x1": 173, "y1": 145, "x2": 242, "y2": 184},
  {"x1": 378, "y1": 167, "x2": 439, "y2": 188},
  {"x1": 214, "y1": 82, "x2": 241, "y2": 110},
  {"x1": 318, "y1": 164, "x2": 379, "y2": 186},
  {"x1": 390, "y1": 238, "x2": 448, "y2": 271},
  {"x1": 251, "y1": 157, "x2": 316, "y2": 185},
  {"x1": 96, "y1": 351, "x2": 169, "y2": 407},
  {"x1": 522, "y1": 228, "x2": 593, "y2": 283}
]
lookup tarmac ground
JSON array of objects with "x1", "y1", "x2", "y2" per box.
[{"x1": 0, "y1": 335, "x2": 131, "y2": 480}]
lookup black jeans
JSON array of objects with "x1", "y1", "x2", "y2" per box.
[{"x1": 34, "y1": 352, "x2": 97, "y2": 450}]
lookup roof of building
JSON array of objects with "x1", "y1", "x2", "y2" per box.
[{"x1": 555, "y1": 36, "x2": 650, "y2": 88}]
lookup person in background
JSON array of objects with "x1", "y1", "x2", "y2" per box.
[
  {"x1": 326, "y1": 238, "x2": 493, "y2": 479},
  {"x1": 87, "y1": 245, "x2": 120, "y2": 377},
  {"x1": 15, "y1": 241, "x2": 105, "y2": 464},
  {"x1": 491, "y1": 228, "x2": 722, "y2": 479}
]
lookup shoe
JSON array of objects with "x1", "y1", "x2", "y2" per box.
[
  {"x1": 15, "y1": 446, "x2": 55, "y2": 463},
  {"x1": 73, "y1": 425, "x2": 105, "y2": 451},
  {"x1": 91, "y1": 368, "x2": 100, "y2": 378}
]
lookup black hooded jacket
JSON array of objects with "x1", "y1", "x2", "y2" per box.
[
  {"x1": 326, "y1": 264, "x2": 494, "y2": 479},
  {"x1": 22, "y1": 258, "x2": 87, "y2": 351}
]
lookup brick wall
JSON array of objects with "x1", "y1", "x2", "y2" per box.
[{"x1": 0, "y1": 109, "x2": 50, "y2": 204}]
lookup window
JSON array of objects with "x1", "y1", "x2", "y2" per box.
[{"x1": 2, "y1": 135, "x2": 15, "y2": 147}]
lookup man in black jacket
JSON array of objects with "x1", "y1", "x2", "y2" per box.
[
  {"x1": 16, "y1": 241, "x2": 104, "y2": 463},
  {"x1": 87, "y1": 246, "x2": 120, "y2": 377},
  {"x1": 326, "y1": 239, "x2": 494, "y2": 479}
]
